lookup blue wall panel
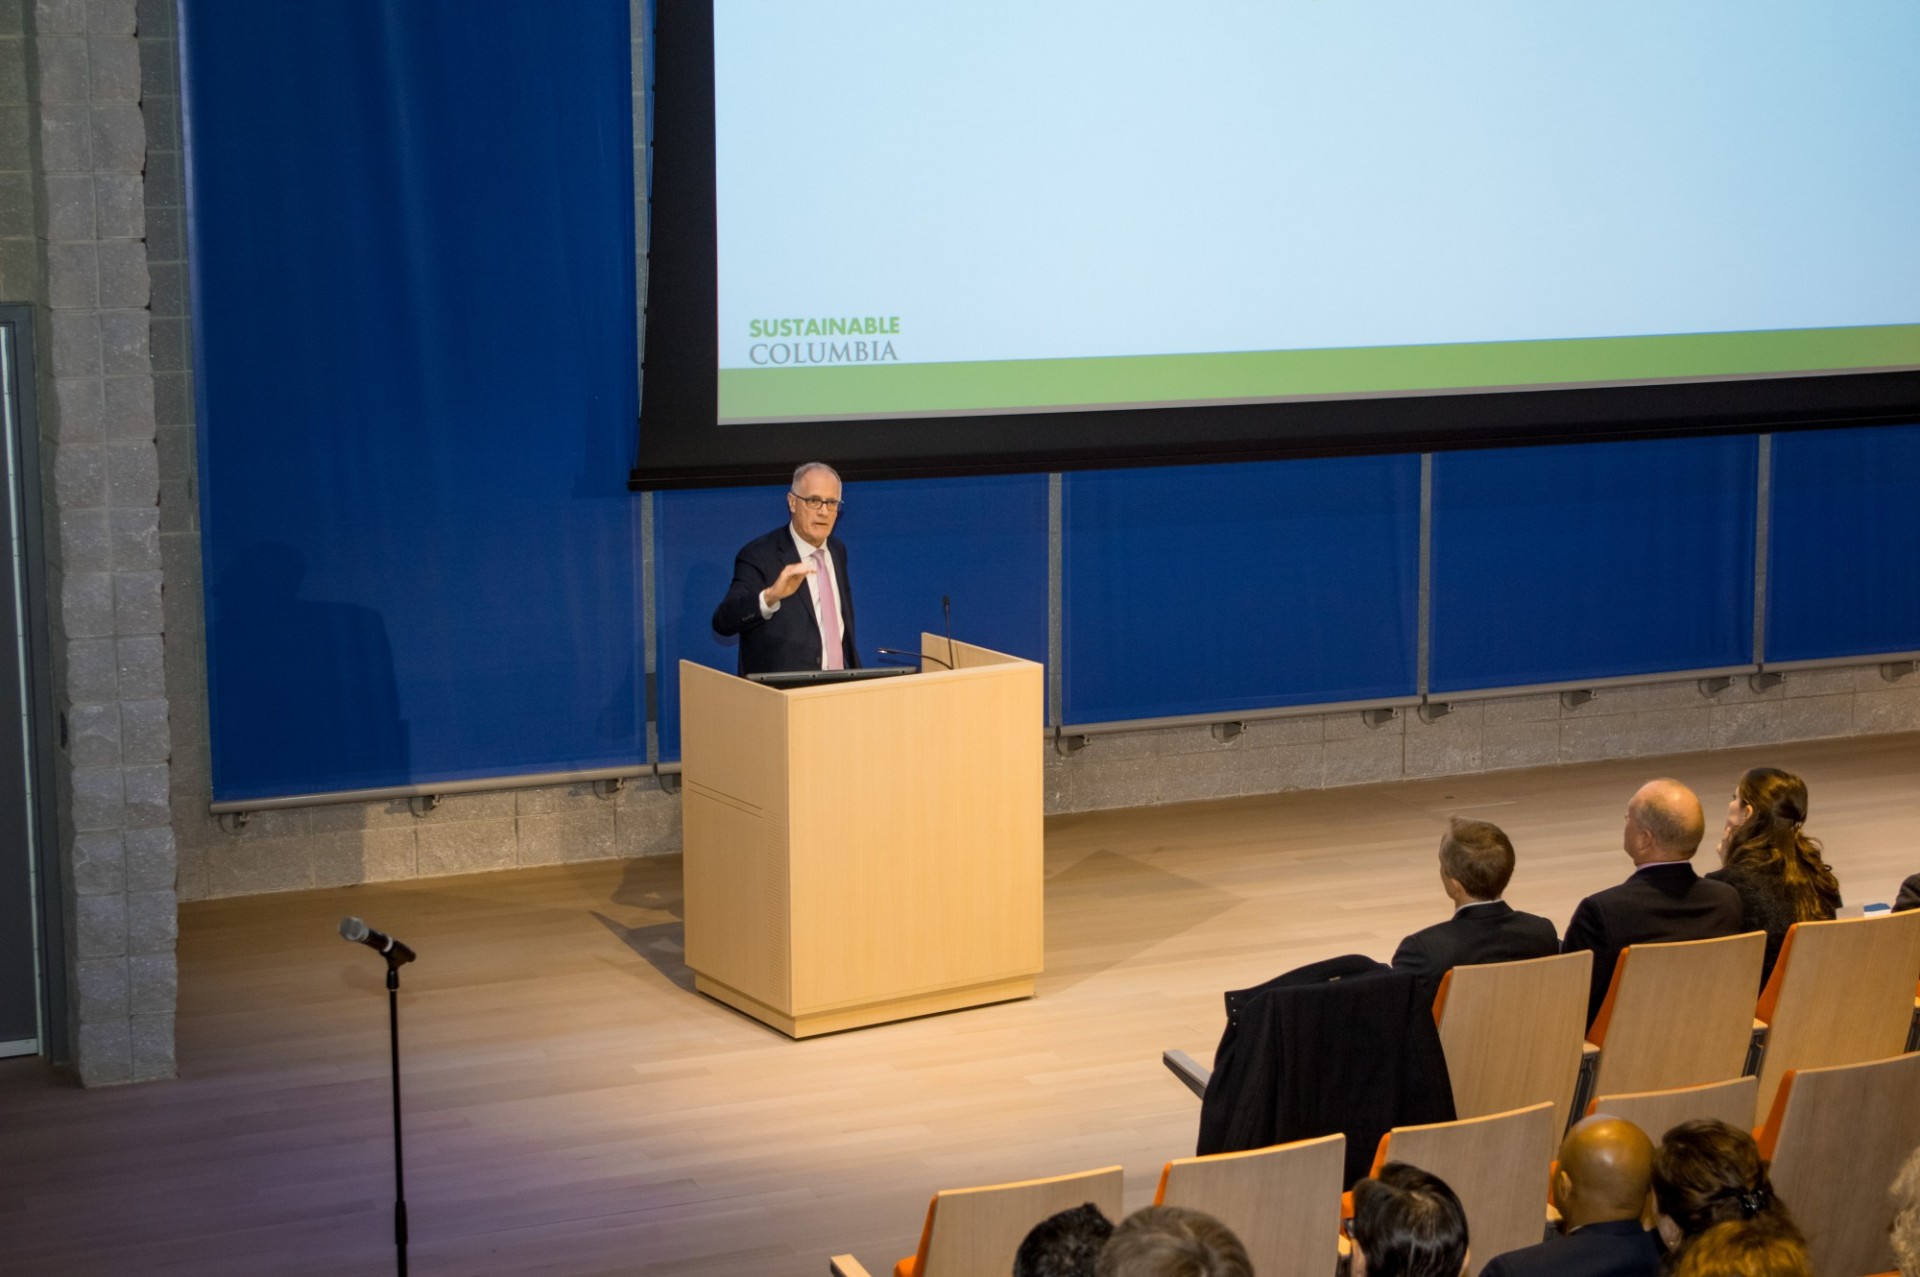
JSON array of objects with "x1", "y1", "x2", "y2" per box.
[
  {"x1": 1766, "y1": 424, "x2": 1920, "y2": 662},
  {"x1": 1061, "y1": 456, "x2": 1420, "y2": 723},
  {"x1": 656, "y1": 475, "x2": 1048, "y2": 760},
  {"x1": 185, "y1": 1, "x2": 641, "y2": 800},
  {"x1": 1429, "y1": 436, "x2": 1756, "y2": 693}
]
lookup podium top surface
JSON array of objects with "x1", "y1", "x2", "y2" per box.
[{"x1": 746, "y1": 667, "x2": 915, "y2": 691}]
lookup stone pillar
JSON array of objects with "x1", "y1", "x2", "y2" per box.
[{"x1": 27, "y1": 0, "x2": 172, "y2": 1085}]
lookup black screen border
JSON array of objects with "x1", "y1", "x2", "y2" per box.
[{"x1": 631, "y1": 1, "x2": 1920, "y2": 491}]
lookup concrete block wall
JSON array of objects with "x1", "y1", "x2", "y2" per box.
[
  {"x1": 1042, "y1": 665, "x2": 1920, "y2": 814},
  {"x1": 167, "y1": 662, "x2": 1919, "y2": 901},
  {"x1": 4, "y1": 0, "x2": 173, "y2": 1085}
]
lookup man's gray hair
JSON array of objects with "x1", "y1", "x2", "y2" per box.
[
  {"x1": 791, "y1": 461, "x2": 841, "y2": 489},
  {"x1": 1630, "y1": 778, "x2": 1705, "y2": 857},
  {"x1": 1892, "y1": 1141, "x2": 1920, "y2": 1274}
]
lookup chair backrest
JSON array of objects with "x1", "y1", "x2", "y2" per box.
[
  {"x1": 1754, "y1": 911, "x2": 1920, "y2": 1122},
  {"x1": 1588, "y1": 1076, "x2": 1759, "y2": 1143},
  {"x1": 1156, "y1": 1134, "x2": 1344, "y2": 1277},
  {"x1": 1759, "y1": 1052, "x2": 1920, "y2": 1277},
  {"x1": 1375, "y1": 1102, "x2": 1557, "y2": 1277},
  {"x1": 1434, "y1": 951, "x2": 1590, "y2": 1135},
  {"x1": 915, "y1": 1164, "x2": 1125, "y2": 1277},
  {"x1": 1587, "y1": 931, "x2": 1765, "y2": 1100}
]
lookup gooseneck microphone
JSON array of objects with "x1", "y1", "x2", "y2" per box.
[
  {"x1": 876, "y1": 646, "x2": 952, "y2": 669},
  {"x1": 340, "y1": 916, "x2": 417, "y2": 966},
  {"x1": 942, "y1": 594, "x2": 956, "y2": 671}
]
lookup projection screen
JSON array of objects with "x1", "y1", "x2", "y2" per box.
[{"x1": 632, "y1": 0, "x2": 1920, "y2": 487}]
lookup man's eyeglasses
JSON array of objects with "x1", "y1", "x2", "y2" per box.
[{"x1": 791, "y1": 494, "x2": 845, "y2": 513}]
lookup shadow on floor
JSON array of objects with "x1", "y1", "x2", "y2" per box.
[{"x1": 1040, "y1": 848, "x2": 1243, "y2": 992}]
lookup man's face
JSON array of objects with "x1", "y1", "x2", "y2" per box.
[{"x1": 787, "y1": 469, "x2": 842, "y2": 547}]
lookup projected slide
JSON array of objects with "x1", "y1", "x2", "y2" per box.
[{"x1": 711, "y1": 1, "x2": 1920, "y2": 425}]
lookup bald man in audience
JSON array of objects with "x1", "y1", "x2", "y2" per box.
[
  {"x1": 1561, "y1": 779, "x2": 1744, "y2": 1025},
  {"x1": 1481, "y1": 1116, "x2": 1661, "y2": 1277}
]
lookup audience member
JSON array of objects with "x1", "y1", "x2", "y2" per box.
[
  {"x1": 1390, "y1": 817, "x2": 1559, "y2": 1004},
  {"x1": 1666, "y1": 1217, "x2": 1813, "y2": 1277},
  {"x1": 1892, "y1": 1142, "x2": 1920, "y2": 1277},
  {"x1": 1561, "y1": 779, "x2": 1745, "y2": 1024},
  {"x1": 1481, "y1": 1115, "x2": 1659, "y2": 1277},
  {"x1": 1349, "y1": 1162, "x2": 1470, "y2": 1277},
  {"x1": 1016, "y1": 1203, "x2": 1114, "y2": 1277},
  {"x1": 1652, "y1": 1120, "x2": 1802, "y2": 1259},
  {"x1": 1894, "y1": 872, "x2": 1920, "y2": 913},
  {"x1": 1094, "y1": 1205, "x2": 1250, "y2": 1277},
  {"x1": 1704, "y1": 767, "x2": 1842, "y2": 982}
]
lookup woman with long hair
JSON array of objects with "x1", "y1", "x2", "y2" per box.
[
  {"x1": 1707, "y1": 767, "x2": 1841, "y2": 982},
  {"x1": 1653, "y1": 1119, "x2": 1804, "y2": 1269}
]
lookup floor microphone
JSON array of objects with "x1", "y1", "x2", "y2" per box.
[{"x1": 340, "y1": 916, "x2": 417, "y2": 965}]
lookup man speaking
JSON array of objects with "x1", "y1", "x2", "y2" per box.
[{"x1": 711, "y1": 462, "x2": 860, "y2": 676}]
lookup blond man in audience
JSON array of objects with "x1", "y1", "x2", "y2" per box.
[{"x1": 1390, "y1": 817, "x2": 1558, "y2": 1006}]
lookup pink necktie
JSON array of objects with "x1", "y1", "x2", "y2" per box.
[{"x1": 811, "y1": 548, "x2": 844, "y2": 669}]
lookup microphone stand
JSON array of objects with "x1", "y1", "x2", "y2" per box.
[{"x1": 384, "y1": 954, "x2": 409, "y2": 1276}]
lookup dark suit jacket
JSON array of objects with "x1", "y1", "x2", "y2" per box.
[
  {"x1": 710, "y1": 525, "x2": 859, "y2": 676},
  {"x1": 1197, "y1": 954, "x2": 1455, "y2": 1187},
  {"x1": 1562, "y1": 861, "x2": 1745, "y2": 1025},
  {"x1": 1390, "y1": 900, "x2": 1561, "y2": 1005},
  {"x1": 1481, "y1": 1218, "x2": 1661, "y2": 1277}
]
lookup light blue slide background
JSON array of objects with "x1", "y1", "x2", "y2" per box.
[{"x1": 714, "y1": 1, "x2": 1920, "y2": 369}]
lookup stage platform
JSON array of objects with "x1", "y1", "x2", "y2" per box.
[{"x1": 4, "y1": 733, "x2": 1917, "y2": 1275}]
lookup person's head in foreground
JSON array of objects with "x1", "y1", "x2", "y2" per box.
[
  {"x1": 1652, "y1": 1120, "x2": 1801, "y2": 1253},
  {"x1": 1014, "y1": 1203, "x2": 1113, "y2": 1277},
  {"x1": 1892, "y1": 1142, "x2": 1920, "y2": 1277},
  {"x1": 1093, "y1": 1205, "x2": 1251, "y2": 1277},
  {"x1": 1349, "y1": 1162, "x2": 1469, "y2": 1277},
  {"x1": 1553, "y1": 1114, "x2": 1655, "y2": 1230},
  {"x1": 1666, "y1": 1215, "x2": 1812, "y2": 1277}
]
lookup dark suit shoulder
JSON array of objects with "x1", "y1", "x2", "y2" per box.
[
  {"x1": 1482, "y1": 1220, "x2": 1659, "y2": 1277},
  {"x1": 739, "y1": 525, "x2": 798, "y2": 561}
]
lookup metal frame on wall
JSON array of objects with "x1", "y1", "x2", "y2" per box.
[{"x1": 0, "y1": 307, "x2": 67, "y2": 1061}]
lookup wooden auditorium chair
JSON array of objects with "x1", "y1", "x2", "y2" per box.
[
  {"x1": 1573, "y1": 931, "x2": 1765, "y2": 1118},
  {"x1": 1751, "y1": 911, "x2": 1920, "y2": 1123},
  {"x1": 829, "y1": 1164, "x2": 1124, "y2": 1277},
  {"x1": 1757, "y1": 1052, "x2": 1920, "y2": 1277},
  {"x1": 1154, "y1": 1134, "x2": 1345, "y2": 1277},
  {"x1": 1363, "y1": 1102, "x2": 1558, "y2": 1277},
  {"x1": 1584, "y1": 1075, "x2": 1759, "y2": 1142},
  {"x1": 1431, "y1": 951, "x2": 1590, "y2": 1135}
]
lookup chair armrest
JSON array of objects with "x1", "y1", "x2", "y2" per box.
[
  {"x1": 1745, "y1": 1020, "x2": 1768, "y2": 1077},
  {"x1": 830, "y1": 1255, "x2": 875, "y2": 1277},
  {"x1": 1162, "y1": 1049, "x2": 1211, "y2": 1099},
  {"x1": 1569, "y1": 1042, "x2": 1600, "y2": 1123}
]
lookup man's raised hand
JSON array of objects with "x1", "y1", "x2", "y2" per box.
[{"x1": 765, "y1": 559, "x2": 816, "y2": 603}]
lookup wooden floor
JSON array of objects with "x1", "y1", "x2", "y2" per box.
[{"x1": 4, "y1": 734, "x2": 1916, "y2": 1276}]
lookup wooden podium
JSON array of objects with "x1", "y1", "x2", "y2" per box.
[{"x1": 679, "y1": 637, "x2": 1044, "y2": 1038}]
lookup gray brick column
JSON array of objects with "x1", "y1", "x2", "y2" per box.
[{"x1": 23, "y1": 0, "x2": 172, "y2": 1085}]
